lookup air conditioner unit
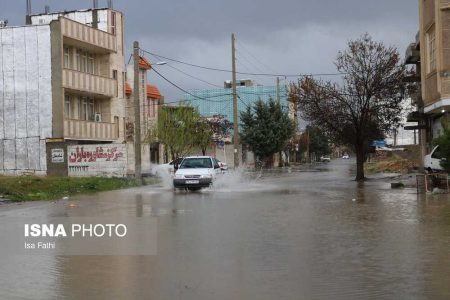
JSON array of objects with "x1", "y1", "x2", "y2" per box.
[{"x1": 95, "y1": 112, "x2": 102, "y2": 122}]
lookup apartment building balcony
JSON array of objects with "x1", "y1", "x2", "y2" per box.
[
  {"x1": 64, "y1": 119, "x2": 119, "y2": 141},
  {"x1": 60, "y1": 18, "x2": 116, "y2": 53},
  {"x1": 63, "y1": 69, "x2": 117, "y2": 98},
  {"x1": 405, "y1": 43, "x2": 420, "y2": 65}
]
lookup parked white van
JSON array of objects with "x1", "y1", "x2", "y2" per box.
[
  {"x1": 424, "y1": 146, "x2": 445, "y2": 172},
  {"x1": 173, "y1": 156, "x2": 222, "y2": 191}
]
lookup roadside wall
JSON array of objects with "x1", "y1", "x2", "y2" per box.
[{"x1": 68, "y1": 144, "x2": 127, "y2": 177}]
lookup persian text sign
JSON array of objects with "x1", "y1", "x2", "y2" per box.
[
  {"x1": 51, "y1": 148, "x2": 64, "y2": 163},
  {"x1": 68, "y1": 144, "x2": 127, "y2": 177}
]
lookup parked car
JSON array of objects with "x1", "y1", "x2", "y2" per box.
[
  {"x1": 217, "y1": 160, "x2": 228, "y2": 171},
  {"x1": 320, "y1": 156, "x2": 331, "y2": 162},
  {"x1": 173, "y1": 156, "x2": 222, "y2": 191},
  {"x1": 342, "y1": 154, "x2": 350, "y2": 159},
  {"x1": 424, "y1": 146, "x2": 445, "y2": 172},
  {"x1": 155, "y1": 157, "x2": 184, "y2": 175}
]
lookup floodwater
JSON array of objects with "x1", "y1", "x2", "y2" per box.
[{"x1": 1, "y1": 160, "x2": 450, "y2": 299}]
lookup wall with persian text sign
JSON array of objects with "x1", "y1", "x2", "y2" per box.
[{"x1": 67, "y1": 144, "x2": 127, "y2": 177}]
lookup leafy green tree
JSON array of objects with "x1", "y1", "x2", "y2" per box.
[
  {"x1": 304, "y1": 126, "x2": 331, "y2": 159},
  {"x1": 194, "y1": 118, "x2": 213, "y2": 156},
  {"x1": 434, "y1": 120, "x2": 450, "y2": 172},
  {"x1": 240, "y1": 98, "x2": 295, "y2": 166},
  {"x1": 150, "y1": 106, "x2": 198, "y2": 160},
  {"x1": 149, "y1": 106, "x2": 219, "y2": 159}
]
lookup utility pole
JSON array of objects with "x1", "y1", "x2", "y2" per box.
[
  {"x1": 276, "y1": 77, "x2": 280, "y2": 103},
  {"x1": 276, "y1": 76, "x2": 282, "y2": 166},
  {"x1": 232, "y1": 33, "x2": 239, "y2": 168},
  {"x1": 133, "y1": 41, "x2": 142, "y2": 182},
  {"x1": 306, "y1": 127, "x2": 310, "y2": 164}
]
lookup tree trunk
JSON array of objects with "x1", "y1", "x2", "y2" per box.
[
  {"x1": 355, "y1": 144, "x2": 365, "y2": 181},
  {"x1": 278, "y1": 151, "x2": 283, "y2": 167},
  {"x1": 202, "y1": 148, "x2": 206, "y2": 156}
]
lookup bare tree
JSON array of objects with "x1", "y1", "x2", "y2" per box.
[{"x1": 289, "y1": 34, "x2": 408, "y2": 181}]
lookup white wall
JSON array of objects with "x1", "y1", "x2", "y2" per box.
[
  {"x1": 0, "y1": 25, "x2": 52, "y2": 175},
  {"x1": 31, "y1": 9, "x2": 109, "y2": 33}
]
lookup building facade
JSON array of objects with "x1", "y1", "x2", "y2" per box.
[
  {"x1": 185, "y1": 81, "x2": 289, "y2": 125},
  {"x1": 405, "y1": 0, "x2": 450, "y2": 166},
  {"x1": 125, "y1": 57, "x2": 164, "y2": 170},
  {"x1": 0, "y1": 8, "x2": 126, "y2": 175}
]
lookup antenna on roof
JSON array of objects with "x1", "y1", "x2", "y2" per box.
[
  {"x1": 44, "y1": 5, "x2": 50, "y2": 14},
  {"x1": 26, "y1": 0, "x2": 32, "y2": 24},
  {"x1": 93, "y1": 0, "x2": 98, "y2": 9},
  {"x1": 107, "y1": 0, "x2": 113, "y2": 9}
]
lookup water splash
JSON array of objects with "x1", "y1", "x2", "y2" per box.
[
  {"x1": 150, "y1": 164, "x2": 174, "y2": 189},
  {"x1": 210, "y1": 168, "x2": 267, "y2": 192}
]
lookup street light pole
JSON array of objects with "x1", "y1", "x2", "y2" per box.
[
  {"x1": 232, "y1": 33, "x2": 239, "y2": 168},
  {"x1": 133, "y1": 41, "x2": 142, "y2": 182}
]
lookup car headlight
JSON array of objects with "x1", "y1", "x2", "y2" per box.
[
  {"x1": 200, "y1": 174, "x2": 212, "y2": 179},
  {"x1": 174, "y1": 174, "x2": 184, "y2": 179}
]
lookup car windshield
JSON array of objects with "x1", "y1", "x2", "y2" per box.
[{"x1": 179, "y1": 158, "x2": 212, "y2": 169}]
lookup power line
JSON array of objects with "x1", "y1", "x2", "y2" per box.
[
  {"x1": 162, "y1": 64, "x2": 223, "y2": 88},
  {"x1": 236, "y1": 49, "x2": 267, "y2": 75},
  {"x1": 139, "y1": 48, "x2": 345, "y2": 78},
  {"x1": 145, "y1": 51, "x2": 223, "y2": 88},
  {"x1": 236, "y1": 39, "x2": 277, "y2": 74},
  {"x1": 150, "y1": 66, "x2": 233, "y2": 103}
]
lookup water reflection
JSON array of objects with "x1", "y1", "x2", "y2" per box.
[{"x1": 1, "y1": 161, "x2": 450, "y2": 299}]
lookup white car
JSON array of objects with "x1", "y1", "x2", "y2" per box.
[
  {"x1": 342, "y1": 154, "x2": 350, "y2": 159},
  {"x1": 424, "y1": 146, "x2": 444, "y2": 172},
  {"x1": 157, "y1": 157, "x2": 184, "y2": 175},
  {"x1": 320, "y1": 156, "x2": 331, "y2": 162},
  {"x1": 217, "y1": 160, "x2": 228, "y2": 171},
  {"x1": 173, "y1": 156, "x2": 222, "y2": 191}
]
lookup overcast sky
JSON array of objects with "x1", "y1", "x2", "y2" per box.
[{"x1": 1, "y1": 0, "x2": 419, "y2": 102}]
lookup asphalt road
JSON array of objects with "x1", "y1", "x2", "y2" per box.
[{"x1": 1, "y1": 159, "x2": 450, "y2": 300}]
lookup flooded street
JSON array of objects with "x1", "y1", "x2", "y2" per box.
[{"x1": 1, "y1": 159, "x2": 450, "y2": 299}]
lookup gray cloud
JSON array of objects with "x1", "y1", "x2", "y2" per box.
[{"x1": 1, "y1": 0, "x2": 418, "y2": 101}]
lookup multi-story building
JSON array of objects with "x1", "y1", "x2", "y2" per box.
[
  {"x1": 0, "y1": 7, "x2": 126, "y2": 175},
  {"x1": 405, "y1": 0, "x2": 450, "y2": 165}
]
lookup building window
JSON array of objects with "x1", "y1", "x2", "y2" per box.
[
  {"x1": 87, "y1": 54, "x2": 95, "y2": 74},
  {"x1": 74, "y1": 96, "x2": 81, "y2": 120},
  {"x1": 122, "y1": 71, "x2": 126, "y2": 98},
  {"x1": 81, "y1": 51, "x2": 87, "y2": 73},
  {"x1": 63, "y1": 47, "x2": 70, "y2": 69},
  {"x1": 64, "y1": 95, "x2": 71, "y2": 118},
  {"x1": 111, "y1": 12, "x2": 116, "y2": 35},
  {"x1": 81, "y1": 97, "x2": 88, "y2": 120},
  {"x1": 79, "y1": 97, "x2": 96, "y2": 121},
  {"x1": 88, "y1": 98, "x2": 95, "y2": 121},
  {"x1": 427, "y1": 28, "x2": 436, "y2": 73},
  {"x1": 76, "y1": 50, "x2": 81, "y2": 72}
]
